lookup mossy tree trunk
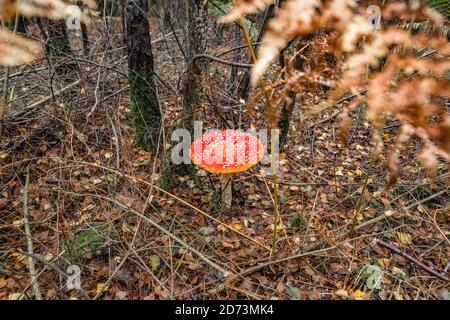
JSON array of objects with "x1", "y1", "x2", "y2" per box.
[
  {"x1": 46, "y1": 20, "x2": 80, "y2": 82},
  {"x1": 183, "y1": 0, "x2": 208, "y2": 134},
  {"x1": 162, "y1": 0, "x2": 208, "y2": 187},
  {"x1": 125, "y1": 0, "x2": 162, "y2": 153}
]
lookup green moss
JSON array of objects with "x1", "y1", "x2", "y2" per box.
[
  {"x1": 288, "y1": 213, "x2": 307, "y2": 233},
  {"x1": 48, "y1": 33, "x2": 80, "y2": 81},
  {"x1": 129, "y1": 72, "x2": 161, "y2": 153},
  {"x1": 64, "y1": 223, "x2": 107, "y2": 262},
  {"x1": 278, "y1": 105, "x2": 292, "y2": 149}
]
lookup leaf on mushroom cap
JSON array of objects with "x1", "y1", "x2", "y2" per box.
[{"x1": 190, "y1": 130, "x2": 265, "y2": 174}]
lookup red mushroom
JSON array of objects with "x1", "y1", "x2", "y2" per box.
[{"x1": 190, "y1": 130, "x2": 265, "y2": 209}]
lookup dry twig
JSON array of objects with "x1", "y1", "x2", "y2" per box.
[
  {"x1": 22, "y1": 171, "x2": 43, "y2": 300},
  {"x1": 376, "y1": 239, "x2": 449, "y2": 281}
]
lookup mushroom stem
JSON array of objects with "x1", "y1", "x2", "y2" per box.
[{"x1": 220, "y1": 174, "x2": 233, "y2": 209}]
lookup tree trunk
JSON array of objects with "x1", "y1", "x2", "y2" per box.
[
  {"x1": 46, "y1": 20, "x2": 80, "y2": 82},
  {"x1": 126, "y1": 0, "x2": 162, "y2": 153},
  {"x1": 278, "y1": 48, "x2": 304, "y2": 150},
  {"x1": 237, "y1": 4, "x2": 277, "y2": 100},
  {"x1": 183, "y1": 0, "x2": 208, "y2": 121},
  {"x1": 163, "y1": 0, "x2": 208, "y2": 184},
  {"x1": 81, "y1": 22, "x2": 90, "y2": 57},
  {"x1": 228, "y1": 24, "x2": 241, "y2": 92}
]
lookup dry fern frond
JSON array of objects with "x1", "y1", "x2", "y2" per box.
[
  {"x1": 228, "y1": 0, "x2": 450, "y2": 183},
  {"x1": 0, "y1": 0, "x2": 17, "y2": 20},
  {"x1": 251, "y1": 0, "x2": 322, "y2": 85},
  {"x1": 338, "y1": 100, "x2": 361, "y2": 147},
  {"x1": 383, "y1": 1, "x2": 445, "y2": 26},
  {"x1": 16, "y1": 0, "x2": 94, "y2": 22},
  {"x1": 0, "y1": 29, "x2": 41, "y2": 66},
  {"x1": 221, "y1": 0, "x2": 365, "y2": 86},
  {"x1": 0, "y1": 0, "x2": 96, "y2": 67},
  {"x1": 310, "y1": 216, "x2": 337, "y2": 246},
  {"x1": 219, "y1": 0, "x2": 275, "y2": 24},
  {"x1": 249, "y1": 0, "x2": 366, "y2": 85},
  {"x1": 387, "y1": 124, "x2": 414, "y2": 185}
]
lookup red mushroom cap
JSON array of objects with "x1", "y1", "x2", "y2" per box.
[{"x1": 190, "y1": 130, "x2": 265, "y2": 174}]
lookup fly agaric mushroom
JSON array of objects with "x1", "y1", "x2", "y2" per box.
[{"x1": 190, "y1": 130, "x2": 265, "y2": 209}]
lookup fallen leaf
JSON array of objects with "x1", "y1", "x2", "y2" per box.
[
  {"x1": 286, "y1": 285, "x2": 300, "y2": 300},
  {"x1": 92, "y1": 177, "x2": 103, "y2": 185},
  {"x1": 352, "y1": 290, "x2": 370, "y2": 300},
  {"x1": 276, "y1": 281, "x2": 286, "y2": 294},
  {"x1": 335, "y1": 289, "x2": 349, "y2": 299},
  {"x1": 95, "y1": 282, "x2": 108, "y2": 296},
  {"x1": 115, "y1": 290, "x2": 128, "y2": 300},
  {"x1": 0, "y1": 278, "x2": 6, "y2": 289},
  {"x1": 384, "y1": 210, "x2": 395, "y2": 217},
  {"x1": 8, "y1": 293, "x2": 26, "y2": 300},
  {"x1": 408, "y1": 166, "x2": 421, "y2": 173},
  {"x1": 392, "y1": 267, "x2": 407, "y2": 278},
  {"x1": 12, "y1": 219, "x2": 24, "y2": 227},
  {"x1": 155, "y1": 286, "x2": 169, "y2": 299},
  {"x1": 438, "y1": 289, "x2": 450, "y2": 300},
  {"x1": 266, "y1": 223, "x2": 284, "y2": 234},
  {"x1": 149, "y1": 255, "x2": 161, "y2": 272},
  {"x1": 221, "y1": 236, "x2": 240, "y2": 249},
  {"x1": 394, "y1": 291, "x2": 404, "y2": 300},
  {"x1": 396, "y1": 232, "x2": 412, "y2": 244},
  {"x1": 232, "y1": 223, "x2": 243, "y2": 231}
]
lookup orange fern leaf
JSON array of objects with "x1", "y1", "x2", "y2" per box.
[
  {"x1": 219, "y1": 0, "x2": 275, "y2": 24},
  {"x1": 0, "y1": 29, "x2": 41, "y2": 66}
]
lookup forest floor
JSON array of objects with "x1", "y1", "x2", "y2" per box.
[{"x1": 0, "y1": 16, "x2": 449, "y2": 300}]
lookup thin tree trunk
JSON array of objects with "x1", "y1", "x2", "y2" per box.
[
  {"x1": 81, "y1": 22, "x2": 90, "y2": 57},
  {"x1": 126, "y1": 0, "x2": 162, "y2": 153},
  {"x1": 237, "y1": 4, "x2": 276, "y2": 100},
  {"x1": 228, "y1": 24, "x2": 241, "y2": 92},
  {"x1": 162, "y1": 0, "x2": 208, "y2": 187},
  {"x1": 278, "y1": 46, "x2": 304, "y2": 150},
  {"x1": 182, "y1": 0, "x2": 208, "y2": 126}
]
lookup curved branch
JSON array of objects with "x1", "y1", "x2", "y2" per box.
[{"x1": 192, "y1": 54, "x2": 254, "y2": 68}]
